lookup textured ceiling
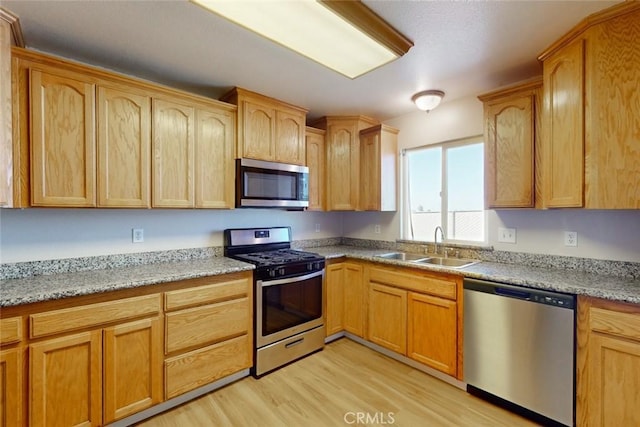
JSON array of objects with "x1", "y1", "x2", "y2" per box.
[{"x1": 3, "y1": 0, "x2": 619, "y2": 121}]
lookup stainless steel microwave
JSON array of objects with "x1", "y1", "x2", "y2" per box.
[{"x1": 236, "y1": 158, "x2": 309, "y2": 209}]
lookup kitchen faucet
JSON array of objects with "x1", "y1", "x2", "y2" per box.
[{"x1": 434, "y1": 226, "x2": 445, "y2": 256}]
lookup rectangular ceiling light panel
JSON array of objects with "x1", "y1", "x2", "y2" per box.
[{"x1": 191, "y1": 0, "x2": 411, "y2": 79}]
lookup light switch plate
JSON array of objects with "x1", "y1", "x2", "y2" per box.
[
  {"x1": 132, "y1": 228, "x2": 144, "y2": 243},
  {"x1": 498, "y1": 227, "x2": 517, "y2": 243}
]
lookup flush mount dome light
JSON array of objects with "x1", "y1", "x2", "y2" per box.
[
  {"x1": 190, "y1": 0, "x2": 413, "y2": 79},
  {"x1": 412, "y1": 90, "x2": 445, "y2": 113}
]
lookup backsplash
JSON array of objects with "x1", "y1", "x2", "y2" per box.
[{"x1": 2, "y1": 237, "x2": 638, "y2": 280}]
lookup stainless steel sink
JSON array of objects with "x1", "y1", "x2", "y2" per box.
[
  {"x1": 413, "y1": 257, "x2": 479, "y2": 268},
  {"x1": 376, "y1": 252, "x2": 429, "y2": 262}
]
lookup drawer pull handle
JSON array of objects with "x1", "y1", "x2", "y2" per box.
[{"x1": 285, "y1": 338, "x2": 304, "y2": 348}]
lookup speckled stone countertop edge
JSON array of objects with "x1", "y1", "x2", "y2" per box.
[
  {"x1": 0, "y1": 257, "x2": 255, "y2": 308},
  {"x1": 311, "y1": 246, "x2": 640, "y2": 305}
]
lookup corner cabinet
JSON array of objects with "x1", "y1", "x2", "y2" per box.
[
  {"x1": 539, "y1": 3, "x2": 640, "y2": 208},
  {"x1": 324, "y1": 260, "x2": 365, "y2": 338},
  {"x1": 310, "y1": 116, "x2": 380, "y2": 211},
  {"x1": 221, "y1": 87, "x2": 307, "y2": 165},
  {"x1": 305, "y1": 126, "x2": 326, "y2": 211},
  {"x1": 577, "y1": 296, "x2": 640, "y2": 426},
  {"x1": 478, "y1": 78, "x2": 542, "y2": 208},
  {"x1": 359, "y1": 124, "x2": 398, "y2": 211}
]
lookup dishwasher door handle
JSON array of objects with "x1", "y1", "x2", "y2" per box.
[{"x1": 494, "y1": 287, "x2": 532, "y2": 300}]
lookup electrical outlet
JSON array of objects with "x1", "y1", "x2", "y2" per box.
[
  {"x1": 498, "y1": 227, "x2": 517, "y2": 243},
  {"x1": 315, "y1": 223, "x2": 320, "y2": 233},
  {"x1": 374, "y1": 224, "x2": 381, "y2": 234},
  {"x1": 132, "y1": 228, "x2": 144, "y2": 243},
  {"x1": 564, "y1": 231, "x2": 578, "y2": 247}
]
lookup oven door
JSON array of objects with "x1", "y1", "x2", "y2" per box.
[{"x1": 256, "y1": 270, "x2": 324, "y2": 348}]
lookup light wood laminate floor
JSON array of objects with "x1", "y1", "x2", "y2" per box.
[{"x1": 139, "y1": 338, "x2": 538, "y2": 426}]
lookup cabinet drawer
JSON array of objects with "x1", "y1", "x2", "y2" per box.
[
  {"x1": 165, "y1": 298, "x2": 249, "y2": 354},
  {"x1": 369, "y1": 267, "x2": 457, "y2": 300},
  {"x1": 0, "y1": 317, "x2": 23, "y2": 345},
  {"x1": 590, "y1": 307, "x2": 640, "y2": 341},
  {"x1": 164, "y1": 278, "x2": 250, "y2": 311},
  {"x1": 30, "y1": 294, "x2": 161, "y2": 338},
  {"x1": 164, "y1": 334, "x2": 250, "y2": 399}
]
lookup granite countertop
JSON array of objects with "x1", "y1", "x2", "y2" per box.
[
  {"x1": 0, "y1": 257, "x2": 254, "y2": 307},
  {"x1": 2, "y1": 245, "x2": 639, "y2": 308},
  {"x1": 311, "y1": 245, "x2": 640, "y2": 305}
]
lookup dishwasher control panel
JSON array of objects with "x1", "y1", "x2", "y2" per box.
[{"x1": 531, "y1": 294, "x2": 574, "y2": 308}]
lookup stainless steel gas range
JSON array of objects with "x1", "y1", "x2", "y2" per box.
[{"x1": 224, "y1": 227, "x2": 325, "y2": 377}]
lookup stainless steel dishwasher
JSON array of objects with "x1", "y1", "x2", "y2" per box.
[{"x1": 464, "y1": 278, "x2": 575, "y2": 426}]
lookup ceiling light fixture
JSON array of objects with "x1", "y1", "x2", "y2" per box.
[
  {"x1": 190, "y1": 0, "x2": 413, "y2": 79},
  {"x1": 412, "y1": 90, "x2": 445, "y2": 113}
]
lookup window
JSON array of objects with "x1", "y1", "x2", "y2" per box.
[{"x1": 403, "y1": 137, "x2": 485, "y2": 243}]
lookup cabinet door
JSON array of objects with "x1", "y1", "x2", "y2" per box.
[
  {"x1": 407, "y1": 292, "x2": 457, "y2": 376},
  {"x1": 0, "y1": 19, "x2": 11, "y2": 207},
  {"x1": 0, "y1": 348, "x2": 22, "y2": 427},
  {"x1": 543, "y1": 39, "x2": 584, "y2": 207},
  {"x1": 30, "y1": 68, "x2": 96, "y2": 207},
  {"x1": 586, "y1": 334, "x2": 640, "y2": 426},
  {"x1": 195, "y1": 107, "x2": 234, "y2": 208},
  {"x1": 275, "y1": 110, "x2": 305, "y2": 165},
  {"x1": 103, "y1": 317, "x2": 162, "y2": 424},
  {"x1": 343, "y1": 263, "x2": 365, "y2": 337},
  {"x1": 359, "y1": 130, "x2": 380, "y2": 211},
  {"x1": 305, "y1": 130, "x2": 325, "y2": 211},
  {"x1": 326, "y1": 122, "x2": 359, "y2": 210},
  {"x1": 241, "y1": 100, "x2": 275, "y2": 161},
  {"x1": 368, "y1": 283, "x2": 407, "y2": 354},
  {"x1": 97, "y1": 86, "x2": 151, "y2": 207},
  {"x1": 30, "y1": 331, "x2": 102, "y2": 427},
  {"x1": 152, "y1": 98, "x2": 195, "y2": 207},
  {"x1": 485, "y1": 96, "x2": 534, "y2": 208},
  {"x1": 325, "y1": 263, "x2": 344, "y2": 336}
]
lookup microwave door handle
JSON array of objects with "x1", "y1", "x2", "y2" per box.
[{"x1": 260, "y1": 270, "x2": 324, "y2": 287}]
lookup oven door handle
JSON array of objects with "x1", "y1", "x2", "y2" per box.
[{"x1": 260, "y1": 269, "x2": 324, "y2": 287}]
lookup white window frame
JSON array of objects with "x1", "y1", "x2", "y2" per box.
[{"x1": 401, "y1": 135, "x2": 486, "y2": 245}]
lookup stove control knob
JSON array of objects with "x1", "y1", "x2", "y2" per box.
[
  {"x1": 307, "y1": 262, "x2": 313, "y2": 271},
  {"x1": 278, "y1": 268, "x2": 286, "y2": 276},
  {"x1": 269, "y1": 269, "x2": 276, "y2": 278}
]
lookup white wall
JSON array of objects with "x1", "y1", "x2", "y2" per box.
[
  {"x1": 342, "y1": 95, "x2": 640, "y2": 263},
  {"x1": 0, "y1": 209, "x2": 343, "y2": 263}
]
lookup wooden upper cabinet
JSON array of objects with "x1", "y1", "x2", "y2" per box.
[
  {"x1": 30, "y1": 68, "x2": 96, "y2": 207},
  {"x1": 152, "y1": 98, "x2": 195, "y2": 208},
  {"x1": 221, "y1": 87, "x2": 307, "y2": 165},
  {"x1": 242, "y1": 99, "x2": 275, "y2": 161},
  {"x1": 195, "y1": 107, "x2": 235, "y2": 209},
  {"x1": 97, "y1": 86, "x2": 151, "y2": 208},
  {"x1": 276, "y1": 110, "x2": 305, "y2": 165},
  {"x1": 539, "y1": 3, "x2": 640, "y2": 209},
  {"x1": 359, "y1": 124, "x2": 398, "y2": 211},
  {"x1": 583, "y1": 6, "x2": 640, "y2": 208},
  {"x1": 305, "y1": 127, "x2": 326, "y2": 211},
  {"x1": 542, "y1": 40, "x2": 585, "y2": 208},
  {"x1": 479, "y1": 78, "x2": 541, "y2": 208},
  {"x1": 0, "y1": 19, "x2": 12, "y2": 207},
  {"x1": 311, "y1": 116, "x2": 379, "y2": 211}
]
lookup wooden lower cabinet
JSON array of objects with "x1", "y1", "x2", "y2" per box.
[
  {"x1": 163, "y1": 275, "x2": 252, "y2": 399},
  {"x1": 30, "y1": 331, "x2": 102, "y2": 427},
  {"x1": 0, "y1": 347, "x2": 22, "y2": 427},
  {"x1": 103, "y1": 318, "x2": 163, "y2": 423},
  {"x1": 577, "y1": 296, "x2": 640, "y2": 426},
  {"x1": 324, "y1": 261, "x2": 365, "y2": 338},
  {"x1": 367, "y1": 283, "x2": 407, "y2": 354},
  {"x1": 407, "y1": 293, "x2": 457, "y2": 376}
]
